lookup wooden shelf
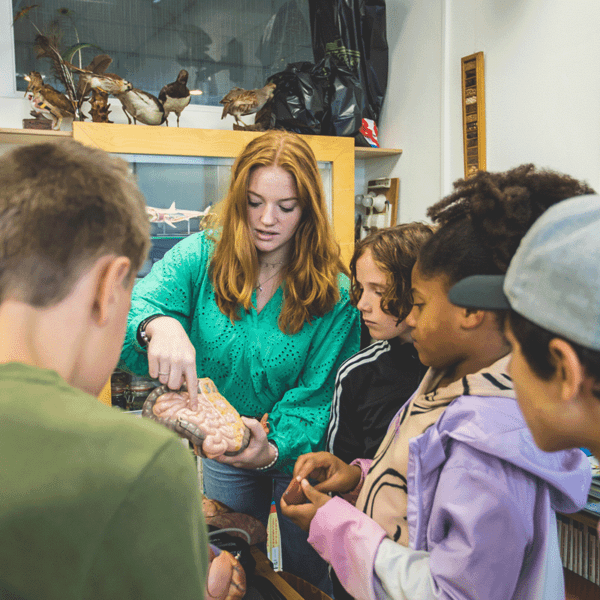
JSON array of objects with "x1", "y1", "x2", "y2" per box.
[
  {"x1": 0, "y1": 127, "x2": 72, "y2": 145},
  {"x1": 0, "y1": 127, "x2": 401, "y2": 160},
  {"x1": 563, "y1": 508, "x2": 600, "y2": 529},
  {"x1": 355, "y1": 146, "x2": 402, "y2": 159}
]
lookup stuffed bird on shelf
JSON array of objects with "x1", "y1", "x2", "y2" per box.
[
  {"x1": 159, "y1": 69, "x2": 191, "y2": 127},
  {"x1": 24, "y1": 71, "x2": 75, "y2": 130},
  {"x1": 114, "y1": 88, "x2": 166, "y2": 126},
  {"x1": 220, "y1": 82, "x2": 276, "y2": 127},
  {"x1": 33, "y1": 35, "x2": 83, "y2": 122},
  {"x1": 67, "y1": 62, "x2": 133, "y2": 96}
]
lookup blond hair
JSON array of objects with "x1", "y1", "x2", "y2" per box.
[
  {"x1": 209, "y1": 130, "x2": 347, "y2": 334},
  {"x1": 0, "y1": 140, "x2": 150, "y2": 306},
  {"x1": 350, "y1": 223, "x2": 434, "y2": 322}
]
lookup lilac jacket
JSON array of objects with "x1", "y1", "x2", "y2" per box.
[{"x1": 308, "y1": 394, "x2": 591, "y2": 600}]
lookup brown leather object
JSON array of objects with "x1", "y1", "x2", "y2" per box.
[
  {"x1": 142, "y1": 379, "x2": 250, "y2": 458},
  {"x1": 282, "y1": 478, "x2": 309, "y2": 505},
  {"x1": 206, "y1": 512, "x2": 267, "y2": 546},
  {"x1": 203, "y1": 496, "x2": 234, "y2": 518}
]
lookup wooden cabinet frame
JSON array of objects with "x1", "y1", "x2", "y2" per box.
[{"x1": 72, "y1": 122, "x2": 356, "y2": 266}]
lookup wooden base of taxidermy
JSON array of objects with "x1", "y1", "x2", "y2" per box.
[
  {"x1": 90, "y1": 88, "x2": 112, "y2": 123},
  {"x1": 232, "y1": 101, "x2": 274, "y2": 132},
  {"x1": 23, "y1": 116, "x2": 53, "y2": 130}
]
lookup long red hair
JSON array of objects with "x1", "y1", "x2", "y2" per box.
[{"x1": 209, "y1": 130, "x2": 347, "y2": 334}]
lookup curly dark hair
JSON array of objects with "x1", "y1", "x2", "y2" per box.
[
  {"x1": 418, "y1": 164, "x2": 595, "y2": 286},
  {"x1": 350, "y1": 222, "x2": 434, "y2": 322}
]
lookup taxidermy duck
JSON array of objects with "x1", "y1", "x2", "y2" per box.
[
  {"x1": 114, "y1": 88, "x2": 166, "y2": 126},
  {"x1": 159, "y1": 69, "x2": 191, "y2": 127},
  {"x1": 24, "y1": 71, "x2": 75, "y2": 130},
  {"x1": 220, "y1": 82, "x2": 276, "y2": 127}
]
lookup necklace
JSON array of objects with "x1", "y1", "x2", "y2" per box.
[
  {"x1": 260, "y1": 260, "x2": 285, "y2": 268},
  {"x1": 256, "y1": 267, "x2": 284, "y2": 292}
]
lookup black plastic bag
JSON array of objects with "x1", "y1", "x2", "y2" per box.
[
  {"x1": 267, "y1": 56, "x2": 370, "y2": 143},
  {"x1": 309, "y1": 0, "x2": 388, "y2": 146},
  {"x1": 326, "y1": 57, "x2": 365, "y2": 138},
  {"x1": 267, "y1": 60, "x2": 330, "y2": 135}
]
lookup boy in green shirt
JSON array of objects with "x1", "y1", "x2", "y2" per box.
[{"x1": 0, "y1": 141, "x2": 213, "y2": 599}]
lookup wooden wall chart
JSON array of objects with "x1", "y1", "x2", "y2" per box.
[{"x1": 462, "y1": 52, "x2": 486, "y2": 178}]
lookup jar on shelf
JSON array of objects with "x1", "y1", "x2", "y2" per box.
[
  {"x1": 128, "y1": 375, "x2": 157, "y2": 411},
  {"x1": 111, "y1": 369, "x2": 131, "y2": 409}
]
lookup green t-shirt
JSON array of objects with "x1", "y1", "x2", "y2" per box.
[
  {"x1": 119, "y1": 232, "x2": 360, "y2": 474},
  {"x1": 0, "y1": 363, "x2": 208, "y2": 600}
]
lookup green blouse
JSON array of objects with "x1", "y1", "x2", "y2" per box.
[{"x1": 119, "y1": 232, "x2": 360, "y2": 474}]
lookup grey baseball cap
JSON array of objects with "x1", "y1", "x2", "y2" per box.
[{"x1": 448, "y1": 194, "x2": 600, "y2": 351}]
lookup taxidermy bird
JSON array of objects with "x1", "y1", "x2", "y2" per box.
[
  {"x1": 114, "y1": 88, "x2": 166, "y2": 126},
  {"x1": 33, "y1": 34, "x2": 83, "y2": 122},
  {"x1": 25, "y1": 87, "x2": 54, "y2": 123},
  {"x1": 220, "y1": 82, "x2": 276, "y2": 127},
  {"x1": 159, "y1": 69, "x2": 191, "y2": 127},
  {"x1": 67, "y1": 62, "x2": 132, "y2": 96},
  {"x1": 75, "y1": 54, "x2": 113, "y2": 98},
  {"x1": 77, "y1": 55, "x2": 115, "y2": 123},
  {"x1": 24, "y1": 71, "x2": 75, "y2": 130}
]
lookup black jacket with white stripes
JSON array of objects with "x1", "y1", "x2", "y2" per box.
[{"x1": 326, "y1": 337, "x2": 428, "y2": 463}]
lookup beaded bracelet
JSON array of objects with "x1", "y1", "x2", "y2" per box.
[
  {"x1": 136, "y1": 314, "x2": 164, "y2": 347},
  {"x1": 256, "y1": 441, "x2": 279, "y2": 471}
]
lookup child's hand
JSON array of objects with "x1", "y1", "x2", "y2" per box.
[
  {"x1": 280, "y1": 478, "x2": 331, "y2": 531},
  {"x1": 206, "y1": 545, "x2": 246, "y2": 600},
  {"x1": 293, "y1": 452, "x2": 362, "y2": 494}
]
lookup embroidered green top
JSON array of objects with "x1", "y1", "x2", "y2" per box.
[{"x1": 119, "y1": 232, "x2": 360, "y2": 474}]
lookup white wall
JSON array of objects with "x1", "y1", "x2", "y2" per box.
[
  {"x1": 447, "y1": 0, "x2": 600, "y2": 191},
  {"x1": 375, "y1": 0, "x2": 600, "y2": 223},
  {"x1": 371, "y1": 0, "x2": 445, "y2": 223}
]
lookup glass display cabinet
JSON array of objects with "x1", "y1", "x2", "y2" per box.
[{"x1": 71, "y1": 122, "x2": 355, "y2": 266}]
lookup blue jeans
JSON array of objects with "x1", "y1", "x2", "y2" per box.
[{"x1": 202, "y1": 459, "x2": 333, "y2": 596}]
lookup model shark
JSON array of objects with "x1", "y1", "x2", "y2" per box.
[{"x1": 146, "y1": 202, "x2": 212, "y2": 228}]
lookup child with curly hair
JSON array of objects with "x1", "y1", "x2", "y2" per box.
[
  {"x1": 327, "y1": 223, "x2": 432, "y2": 464},
  {"x1": 448, "y1": 193, "x2": 600, "y2": 536},
  {"x1": 282, "y1": 164, "x2": 594, "y2": 600}
]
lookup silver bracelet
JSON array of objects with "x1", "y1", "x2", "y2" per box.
[{"x1": 256, "y1": 442, "x2": 279, "y2": 471}]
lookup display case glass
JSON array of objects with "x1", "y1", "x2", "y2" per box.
[
  {"x1": 117, "y1": 152, "x2": 332, "y2": 278},
  {"x1": 11, "y1": 0, "x2": 312, "y2": 106}
]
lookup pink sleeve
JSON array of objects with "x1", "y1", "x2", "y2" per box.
[
  {"x1": 308, "y1": 496, "x2": 386, "y2": 600},
  {"x1": 339, "y1": 458, "x2": 372, "y2": 505}
]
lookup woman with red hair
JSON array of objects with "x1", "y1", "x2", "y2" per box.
[{"x1": 120, "y1": 130, "x2": 360, "y2": 593}]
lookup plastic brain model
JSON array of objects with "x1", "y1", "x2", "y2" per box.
[{"x1": 142, "y1": 378, "x2": 250, "y2": 458}]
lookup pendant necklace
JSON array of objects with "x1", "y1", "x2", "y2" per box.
[{"x1": 256, "y1": 266, "x2": 284, "y2": 292}]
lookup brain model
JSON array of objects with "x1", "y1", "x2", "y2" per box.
[{"x1": 142, "y1": 378, "x2": 250, "y2": 458}]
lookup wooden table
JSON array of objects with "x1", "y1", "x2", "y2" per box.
[{"x1": 250, "y1": 547, "x2": 332, "y2": 600}]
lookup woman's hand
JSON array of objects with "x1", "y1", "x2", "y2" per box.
[
  {"x1": 293, "y1": 452, "x2": 362, "y2": 495},
  {"x1": 144, "y1": 316, "x2": 198, "y2": 406},
  {"x1": 214, "y1": 417, "x2": 275, "y2": 469},
  {"x1": 280, "y1": 478, "x2": 331, "y2": 532}
]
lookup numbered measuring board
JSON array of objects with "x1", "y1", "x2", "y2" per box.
[{"x1": 267, "y1": 500, "x2": 282, "y2": 571}]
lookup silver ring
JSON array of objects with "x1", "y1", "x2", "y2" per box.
[{"x1": 158, "y1": 371, "x2": 170, "y2": 376}]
